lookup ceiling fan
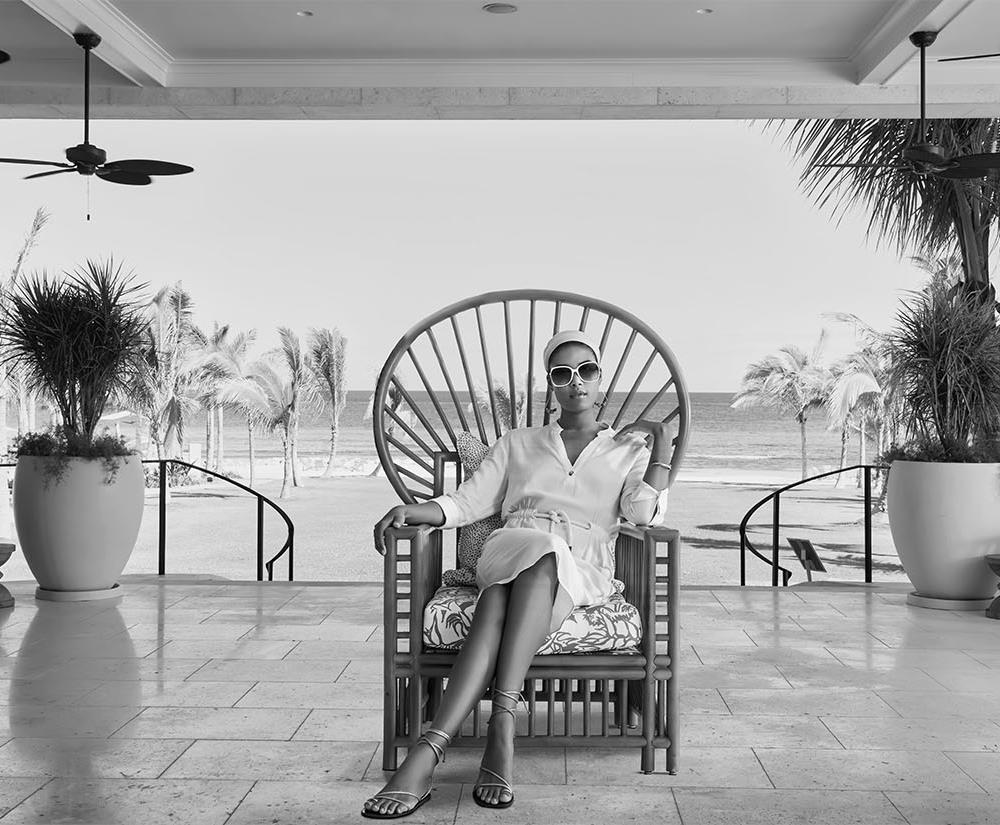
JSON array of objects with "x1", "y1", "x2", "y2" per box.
[
  {"x1": 0, "y1": 31, "x2": 193, "y2": 189},
  {"x1": 816, "y1": 31, "x2": 1000, "y2": 180}
]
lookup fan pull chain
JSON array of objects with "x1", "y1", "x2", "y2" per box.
[{"x1": 86, "y1": 176, "x2": 91, "y2": 222}]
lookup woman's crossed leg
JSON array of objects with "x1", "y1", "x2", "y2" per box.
[{"x1": 362, "y1": 552, "x2": 559, "y2": 817}]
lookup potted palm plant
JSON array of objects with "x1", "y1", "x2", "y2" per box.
[
  {"x1": 881, "y1": 277, "x2": 1000, "y2": 609},
  {"x1": 2, "y1": 259, "x2": 148, "y2": 601}
]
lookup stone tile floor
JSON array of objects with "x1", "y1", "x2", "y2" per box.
[{"x1": 0, "y1": 574, "x2": 996, "y2": 824}]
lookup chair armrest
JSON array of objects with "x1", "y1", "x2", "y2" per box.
[
  {"x1": 617, "y1": 522, "x2": 680, "y2": 544},
  {"x1": 614, "y1": 522, "x2": 680, "y2": 659},
  {"x1": 384, "y1": 524, "x2": 443, "y2": 656}
]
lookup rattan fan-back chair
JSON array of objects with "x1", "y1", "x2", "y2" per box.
[{"x1": 372, "y1": 289, "x2": 688, "y2": 774}]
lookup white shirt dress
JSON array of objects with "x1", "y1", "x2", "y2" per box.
[{"x1": 430, "y1": 421, "x2": 670, "y2": 633}]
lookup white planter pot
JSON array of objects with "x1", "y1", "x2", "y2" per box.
[
  {"x1": 887, "y1": 460, "x2": 1000, "y2": 603},
  {"x1": 12, "y1": 455, "x2": 144, "y2": 599}
]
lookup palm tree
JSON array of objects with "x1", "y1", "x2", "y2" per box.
[
  {"x1": 307, "y1": 327, "x2": 348, "y2": 477},
  {"x1": 2, "y1": 208, "x2": 50, "y2": 445},
  {"x1": 468, "y1": 377, "x2": 534, "y2": 433},
  {"x1": 767, "y1": 118, "x2": 1000, "y2": 307},
  {"x1": 129, "y1": 282, "x2": 205, "y2": 460},
  {"x1": 199, "y1": 325, "x2": 256, "y2": 473},
  {"x1": 220, "y1": 332, "x2": 318, "y2": 499},
  {"x1": 826, "y1": 350, "x2": 884, "y2": 488},
  {"x1": 822, "y1": 310, "x2": 909, "y2": 509},
  {"x1": 731, "y1": 331, "x2": 833, "y2": 479}
]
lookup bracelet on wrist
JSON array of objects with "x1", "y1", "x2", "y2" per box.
[{"x1": 649, "y1": 460, "x2": 671, "y2": 472}]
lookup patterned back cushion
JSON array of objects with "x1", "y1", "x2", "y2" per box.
[
  {"x1": 424, "y1": 584, "x2": 642, "y2": 654},
  {"x1": 441, "y1": 431, "x2": 503, "y2": 587}
]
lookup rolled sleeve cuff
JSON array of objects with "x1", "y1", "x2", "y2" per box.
[
  {"x1": 631, "y1": 481, "x2": 669, "y2": 525},
  {"x1": 428, "y1": 493, "x2": 463, "y2": 529}
]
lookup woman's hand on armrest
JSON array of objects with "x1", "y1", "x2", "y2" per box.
[{"x1": 373, "y1": 502, "x2": 446, "y2": 555}]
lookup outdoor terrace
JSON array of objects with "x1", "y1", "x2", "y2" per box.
[{"x1": 0, "y1": 575, "x2": 996, "y2": 824}]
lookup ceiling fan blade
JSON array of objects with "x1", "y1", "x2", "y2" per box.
[
  {"x1": 934, "y1": 166, "x2": 990, "y2": 179},
  {"x1": 938, "y1": 52, "x2": 1000, "y2": 63},
  {"x1": 102, "y1": 159, "x2": 193, "y2": 176},
  {"x1": 0, "y1": 158, "x2": 73, "y2": 168},
  {"x1": 96, "y1": 168, "x2": 152, "y2": 186},
  {"x1": 950, "y1": 152, "x2": 1000, "y2": 170},
  {"x1": 24, "y1": 167, "x2": 78, "y2": 180}
]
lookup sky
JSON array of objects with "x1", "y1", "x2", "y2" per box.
[{"x1": 0, "y1": 117, "x2": 965, "y2": 392}]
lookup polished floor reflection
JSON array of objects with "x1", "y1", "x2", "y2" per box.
[{"x1": 0, "y1": 575, "x2": 996, "y2": 824}]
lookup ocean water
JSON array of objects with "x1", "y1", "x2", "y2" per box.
[{"x1": 181, "y1": 391, "x2": 860, "y2": 476}]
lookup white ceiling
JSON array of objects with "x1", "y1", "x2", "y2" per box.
[{"x1": 1, "y1": 0, "x2": 1000, "y2": 119}]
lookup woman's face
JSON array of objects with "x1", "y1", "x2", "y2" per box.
[{"x1": 547, "y1": 342, "x2": 602, "y2": 414}]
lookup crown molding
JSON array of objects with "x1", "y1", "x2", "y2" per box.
[
  {"x1": 167, "y1": 58, "x2": 857, "y2": 89},
  {"x1": 20, "y1": 0, "x2": 172, "y2": 86}
]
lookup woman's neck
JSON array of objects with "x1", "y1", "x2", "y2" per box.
[{"x1": 557, "y1": 409, "x2": 600, "y2": 432}]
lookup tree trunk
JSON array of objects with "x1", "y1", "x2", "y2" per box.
[
  {"x1": 17, "y1": 381, "x2": 29, "y2": 436},
  {"x1": 290, "y1": 410, "x2": 303, "y2": 487},
  {"x1": 279, "y1": 430, "x2": 293, "y2": 499},
  {"x1": 834, "y1": 423, "x2": 848, "y2": 488},
  {"x1": 856, "y1": 419, "x2": 867, "y2": 488},
  {"x1": 216, "y1": 406, "x2": 225, "y2": 473},
  {"x1": 0, "y1": 365, "x2": 12, "y2": 541},
  {"x1": 323, "y1": 417, "x2": 339, "y2": 477},
  {"x1": 26, "y1": 390, "x2": 36, "y2": 433},
  {"x1": 799, "y1": 413, "x2": 808, "y2": 479},
  {"x1": 247, "y1": 422, "x2": 255, "y2": 488},
  {"x1": 205, "y1": 406, "x2": 214, "y2": 470}
]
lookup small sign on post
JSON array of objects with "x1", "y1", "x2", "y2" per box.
[{"x1": 787, "y1": 537, "x2": 827, "y2": 582}]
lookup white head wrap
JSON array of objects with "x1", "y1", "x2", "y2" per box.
[{"x1": 542, "y1": 329, "x2": 603, "y2": 369}]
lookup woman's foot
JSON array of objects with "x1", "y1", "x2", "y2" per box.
[
  {"x1": 473, "y1": 688, "x2": 520, "y2": 808},
  {"x1": 362, "y1": 729, "x2": 450, "y2": 819}
]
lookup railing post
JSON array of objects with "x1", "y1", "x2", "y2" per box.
[
  {"x1": 771, "y1": 494, "x2": 780, "y2": 587},
  {"x1": 740, "y1": 531, "x2": 746, "y2": 586},
  {"x1": 257, "y1": 497, "x2": 264, "y2": 582},
  {"x1": 864, "y1": 465, "x2": 873, "y2": 584},
  {"x1": 158, "y1": 460, "x2": 167, "y2": 576}
]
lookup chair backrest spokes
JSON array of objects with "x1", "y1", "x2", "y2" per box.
[{"x1": 373, "y1": 289, "x2": 691, "y2": 505}]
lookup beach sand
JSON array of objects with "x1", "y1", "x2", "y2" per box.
[{"x1": 0, "y1": 464, "x2": 908, "y2": 588}]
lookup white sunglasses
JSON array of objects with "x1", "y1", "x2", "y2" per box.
[{"x1": 548, "y1": 361, "x2": 602, "y2": 387}]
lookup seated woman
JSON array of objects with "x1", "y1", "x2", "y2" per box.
[{"x1": 363, "y1": 329, "x2": 672, "y2": 819}]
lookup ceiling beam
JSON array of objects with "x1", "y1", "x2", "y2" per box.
[
  {"x1": 19, "y1": 0, "x2": 171, "y2": 86},
  {"x1": 853, "y1": 0, "x2": 980, "y2": 85}
]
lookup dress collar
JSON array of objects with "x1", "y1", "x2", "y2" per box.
[{"x1": 547, "y1": 420, "x2": 613, "y2": 436}]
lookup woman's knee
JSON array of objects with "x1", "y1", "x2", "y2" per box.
[{"x1": 517, "y1": 552, "x2": 557, "y2": 582}]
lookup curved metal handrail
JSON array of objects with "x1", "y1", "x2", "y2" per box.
[
  {"x1": 0, "y1": 457, "x2": 294, "y2": 581},
  {"x1": 142, "y1": 459, "x2": 295, "y2": 581},
  {"x1": 739, "y1": 463, "x2": 887, "y2": 587}
]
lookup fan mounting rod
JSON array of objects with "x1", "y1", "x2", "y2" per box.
[
  {"x1": 72, "y1": 31, "x2": 101, "y2": 146},
  {"x1": 909, "y1": 31, "x2": 938, "y2": 143}
]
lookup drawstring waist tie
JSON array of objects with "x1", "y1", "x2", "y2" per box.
[{"x1": 503, "y1": 498, "x2": 597, "y2": 551}]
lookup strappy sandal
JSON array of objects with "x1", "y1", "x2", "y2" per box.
[
  {"x1": 361, "y1": 728, "x2": 451, "y2": 820},
  {"x1": 473, "y1": 687, "x2": 522, "y2": 810}
]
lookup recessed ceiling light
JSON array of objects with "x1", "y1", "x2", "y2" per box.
[
  {"x1": 696, "y1": 8, "x2": 714, "y2": 13},
  {"x1": 296, "y1": 10, "x2": 314, "y2": 17},
  {"x1": 482, "y1": 3, "x2": 518, "y2": 13}
]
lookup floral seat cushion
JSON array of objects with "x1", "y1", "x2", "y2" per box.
[{"x1": 423, "y1": 581, "x2": 642, "y2": 655}]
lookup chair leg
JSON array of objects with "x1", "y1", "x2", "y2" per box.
[
  {"x1": 666, "y1": 674, "x2": 679, "y2": 776},
  {"x1": 641, "y1": 744, "x2": 655, "y2": 774},
  {"x1": 383, "y1": 676, "x2": 399, "y2": 771}
]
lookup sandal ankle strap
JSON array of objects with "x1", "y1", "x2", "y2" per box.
[
  {"x1": 488, "y1": 687, "x2": 524, "y2": 722},
  {"x1": 415, "y1": 727, "x2": 451, "y2": 764}
]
